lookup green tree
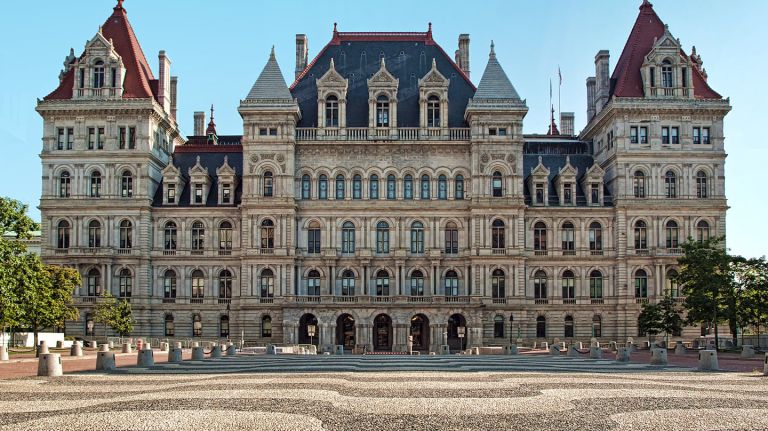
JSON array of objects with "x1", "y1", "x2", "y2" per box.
[
  {"x1": 93, "y1": 292, "x2": 134, "y2": 338},
  {"x1": 733, "y1": 256, "x2": 768, "y2": 347},
  {"x1": 93, "y1": 292, "x2": 117, "y2": 338},
  {"x1": 657, "y1": 295, "x2": 684, "y2": 345},
  {"x1": 637, "y1": 301, "x2": 662, "y2": 345}
]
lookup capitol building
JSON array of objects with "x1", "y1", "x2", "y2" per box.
[{"x1": 37, "y1": 0, "x2": 730, "y2": 352}]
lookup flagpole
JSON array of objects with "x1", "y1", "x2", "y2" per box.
[{"x1": 558, "y1": 66, "x2": 562, "y2": 130}]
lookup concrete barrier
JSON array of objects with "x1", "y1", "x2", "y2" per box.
[
  {"x1": 99, "y1": 344, "x2": 109, "y2": 352},
  {"x1": 96, "y1": 351, "x2": 116, "y2": 371},
  {"x1": 440, "y1": 344, "x2": 451, "y2": 355},
  {"x1": 615, "y1": 347, "x2": 631, "y2": 362},
  {"x1": 137, "y1": 348, "x2": 154, "y2": 367},
  {"x1": 191, "y1": 346, "x2": 205, "y2": 360},
  {"x1": 650, "y1": 348, "x2": 668, "y2": 366},
  {"x1": 0, "y1": 345, "x2": 8, "y2": 361},
  {"x1": 589, "y1": 346, "x2": 602, "y2": 359},
  {"x1": 504, "y1": 345, "x2": 518, "y2": 355},
  {"x1": 226, "y1": 344, "x2": 237, "y2": 356},
  {"x1": 210, "y1": 344, "x2": 222, "y2": 359},
  {"x1": 567, "y1": 346, "x2": 580, "y2": 358},
  {"x1": 549, "y1": 345, "x2": 561, "y2": 356},
  {"x1": 698, "y1": 350, "x2": 719, "y2": 371},
  {"x1": 168, "y1": 346, "x2": 183, "y2": 363},
  {"x1": 88, "y1": 341, "x2": 97, "y2": 349},
  {"x1": 37, "y1": 353, "x2": 63, "y2": 377},
  {"x1": 334, "y1": 345, "x2": 344, "y2": 355},
  {"x1": 70, "y1": 341, "x2": 83, "y2": 357},
  {"x1": 38, "y1": 341, "x2": 49, "y2": 355},
  {"x1": 122, "y1": 343, "x2": 132, "y2": 354},
  {"x1": 741, "y1": 345, "x2": 755, "y2": 359},
  {"x1": 266, "y1": 344, "x2": 277, "y2": 355},
  {"x1": 674, "y1": 342, "x2": 686, "y2": 355}
]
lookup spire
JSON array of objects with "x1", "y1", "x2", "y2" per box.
[
  {"x1": 115, "y1": 0, "x2": 124, "y2": 10},
  {"x1": 245, "y1": 47, "x2": 293, "y2": 101},
  {"x1": 206, "y1": 104, "x2": 218, "y2": 144},
  {"x1": 472, "y1": 41, "x2": 521, "y2": 101},
  {"x1": 489, "y1": 40, "x2": 496, "y2": 60}
]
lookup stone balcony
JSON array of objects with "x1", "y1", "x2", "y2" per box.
[{"x1": 295, "y1": 127, "x2": 470, "y2": 142}]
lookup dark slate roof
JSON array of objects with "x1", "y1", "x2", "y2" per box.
[
  {"x1": 473, "y1": 43, "x2": 521, "y2": 100},
  {"x1": 246, "y1": 47, "x2": 294, "y2": 101},
  {"x1": 152, "y1": 151, "x2": 243, "y2": 207},
  {"x1": 290, "y1": 31, "x2": 476, "y2": 128}
]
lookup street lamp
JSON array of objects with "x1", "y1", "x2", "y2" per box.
[
  {"x1": 457, "y1": 326, "x2": 466, "y2": 352},
  {"x1": 307, "y1": 324, "x2": 316, "y2": 347}
]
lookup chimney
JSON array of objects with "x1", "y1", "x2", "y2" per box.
[
  {"x1": 170, "y1": 76, "x2": 178, "y2": 119},
  {"x1": 594, "y1": 50, "x2": 610, "y2": 115},
  {"x1": 457, "y1": 34, "x2": 470, "y2": 78},
  {"x1": 560, "y1": 112, "x2": 575, "y2": 136},
  {"x1": 586, "y1": 77, "x2": 596, "y2": 121},
  {"x1": 194, "y1": 111, "x2": 205, "y2": 136},
  {"x1": 295, "y1": 34, "x2": 309, "y2": 79},
  {"x1": 158, "y1": 50, "x2": 172, "y2": 114}
]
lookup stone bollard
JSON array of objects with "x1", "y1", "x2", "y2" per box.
[
  {"x1": 674, "y1": 342, "x2": 686, "y2": 355},
  {"x1": 168, "y1": 346, "x2": 183, "y2": 363},
  {"x1": 0, "y1": 345, "x2": 9, "y2": 361},
  {"x1": 589, "y1": 346, "x2": 603, "y2": 359},
  {"x1": 615, "y1": 347, "x2": 631, "y2": 362},
  {"x1": 56, "y1": 340, "x2": 64, "y2": 349},
  {"x1": 174, "y1": 341, "x2": 183, "y2": 349},
  {"x1": 698, "y1": 350, "x2": 719, "y2": 371},
  {"x1": 650, "y1": 348, "x2": 668, "y2": 366},
  {"x1": 210, "y1": 344, "x2": 222, "y2": 359},
  {"x1": 472, "y1": 347, "x2": 480, "y2": 355},
  {"x1": 266, "y1": 344, "x2": 277, "y2": 355},
  {"x1": 37, "y1": 353, "x2": 63, "y2": 377},
  {"x1": 192, "y1": 341, "x2": 199, "y2": 348},
  {"x1": 99, "y1": 344, "x2": 109, "y2": 353},
  {"x1": 440, "y1": 344, "x2": 451, "y2": 355},
  {"x1": 504, "y1": 345, "x2": 519, "y2": 355},
  {"x1": 39, "y1": 341, "x2": 49, "y2": 355},
  {"x1": 96, "y1": 351, "x2": 116, "y2": 371},
  {"x1": 160, "y1": 342, "x2": 169, "y2": 352},
  {"x1": 137, "y1": 347, "x2": 154, "y2": 367},
  {"x1": 609, "y1": 341, "x2": 617, "y2": 352},
  {"x1": 70, "y1": 341, "x2": 83, "y2": 357},
  {"x1": 192, "y1": 346, "x2": 205, "y2": 360},
  {"x1": 549, "y1": 345, "x2": 561, "y2": 356},
  {"x1": 741, "y1": 345, "x2": 755, "y2": 359},
  {"x1": 226, "y1": 344, "x2": 237, "y2": 356},
  {"x1": 334, "y1": 345, "x2": 344, "y2": 355},
  {"x1": 122, "y1": 343, "x2": 132, "y2": 354},
  {"x1": 136, "y1": 338, "x2": 143, "y2": 352},
  {"x1": 567, "y1": 346, "x2": 579, "y2": 358},
  {"x1": 89, "y1": 341, "x2": 97, "y2": 349},
  {"x1": 108, "y1": 341, "x2": 114, "y2": 349}
]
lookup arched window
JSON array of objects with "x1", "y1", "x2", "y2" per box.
[
  {"x1": 325, "y1": 95, "x2": 339, "y2": 127},
  {"x1": 301, "y1": 174, "x2": 311, "y2": 199},
  {"x1": 341, "y1": 221, "x2": 355, "y2": 254},
  {"x1": 561, "y1": 222, "x2": 574, "y2": 252},
  {"x1": 492, "y1": 171, "x2": 503, "y2": 197},
  {"x1": 635, "y1": 269, "x2": 648, "y2": 298},
  {"x1": 307, "y1": 269, "x2": 321, "y2": 296},
  {"x1": 696, "y1": 220, "x2": 710, "y2": 243},
  {"x1": 562, "y1": 315, "x2": 575, "y2": 338},
  {"x1": 455, "y1": 174, "x2": 464, "y2": 200},
  {"x1": 666, "y1": 269, "x2": 680, "y2": 298},
  {"x1": 260, "y1": 269, "x2": 274, "y2": 298},
  {"x1": 335, "y1": 174, "x2": 345, "y2": 199},
  {"x1": 410, "y1": 221, "x2": 424, "y2": 254},
  {"x1": 534, "y1": 270, "x2": 547, "y2": 299},
  {"x1": 375, "y1": 270, "x2": 390, "y2": 296},
  {"x1": 427, "y1": 95, "x2": 440, "y2": 127},
  {"x1": 57, "y1": 220, "x2": 70, "y2": 249},
  {"x1": 164, "y1": 314, "x2": 174, "y2": 336},
  {"x1": 696, "y1": 171, "x2": 708, "y2": 198},
  {"x1": 307, "y1": 221, "x2": 321, "y2": 254},
  {"x1": 163, "y1": 269, "x2": 177, "y2": 299},
  {"x1": 191, "y1": 221, "x2": 204, "y2": 252},
  {"x1": 590, "y1": 270, "x2": 603, "y2": 299},
  {"x1": 220, "y1": 315, "x2": 230, "y2": 337},
  {"x1": 219, "y1": 221, "x2": 233, "y2": 252},
  {"x1": 192, "y1": 314, "x2": 202, "y2": 337},
  {"x1": 93, "y1": 60, "x2": 105, "y2": 88},
  {"x1": 88, "y1": 220, "x2": 101, "y2": 248},
  {"x1": 386, "y1": 174, "x2": 396, "y2": 200},
  {"x1": 341, "y1": 269, "x2": 355, "y2": 296},
  {"x1": 119, "y1": 220, "x2": 132, "y2": 249},
  {"x1": 444, "y1": 221, "x2": 458, "y2": 254},
  {"x1": 263, "y1": 171, "x2": 274, "y2": 197},
  {"x1": 491, "y1": 269, "x2": 505, "y2": 298},
  {"x1": 375, "y1": 94, "x2": 390, "y2": 127},
  {"x1": 261, "y1": 315, "x2": 272, "y2": 338},
  {"x1": 318, "y1": 174, "x2": 328, "y2": 200},
  {"x1": 376, "y1": 221, "x2": 390, "y2": 254},
  {"x1": 562, "y1": 270, "x2": 575, "y2": 300},
  {"x1": 536, "y1": 316, "x2": 546, "y2": 338},
  {"x1": 493, "y1": 315, "x2": 504, "y2": 338},
  {"x1": 492, "y1": 219, "x2": 505, "y2": 249},
  {"x1": 534, "y1": 221, "x2": 547, "y2": 251},
  {"x1": 438, "y1": 175, "x2": 447, "y2": 200},
  {"x1": 420, "y1": 175, "x2": 430, "y2": 199},
  {"x1": 403, "y1": 174, "x2": 413, "y2": 199},
  {"x1": 661, "y1": 59, "x2": 673, "y2": 88},
  {"x1": 118, "y1": 268, "x2": 132, "y2": 298},
  {"x1": 634, "y1": 220, "x2": 647, "y2": 250},
  {"x1": 666, "y1": 220, "x2": 679, "y2": 249},
  {"x1": 409, "y1": 270, "x2": 424, "y2": 296},
  {"x1": 665, "y1": 170, "x2": 677, "y2": 198},
  {"x1": 59, "y1": 171, "x2": 71, "y2": 197},
  {"x1": 444, "y1": 270, "x2": 459, "y2": 297},
  {"x1": 589, "y1": 222, "x2": 603, "y2": 251},
  {"x1": 633, "y1": 171, "x2": 646, "y2": 198},
  {"x1": 592, "y1": 315, "x2": 602, "y2": 338},
  {"x1": 191, "y1": 270, "x2": 205, "y2": 299},
  {"x1": 90, "y1": 171, "x2": 102, "y2": 197},
  {"x1": 260, "y1": 219, "x2": 274, "y2": 250},
  {"x1": 218, "y1": 270, "x2": 232, "y2": 299},
  {"x1": 164, "y1": 221, "x2": 177, "y2": 250},
  {"x1": 86, "y1": 268, "x2": 101, "y2": 296},
  {"x1": 121, "y1": 170, "x2": 133, "y2": 198},
  {"x1": 352, "y1": 174, "x2": 362, "y2": 199},
  {"x1": 369, "y1": 174, "x2": 379, "y2": 199}
]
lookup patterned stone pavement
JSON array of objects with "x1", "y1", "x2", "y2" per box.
[{"x1": 1, "y1": 355, "x2": 767, "y2": 430}]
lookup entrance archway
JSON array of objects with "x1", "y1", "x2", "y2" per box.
[
  {"x1": 410, "y1": 314, "x2": 430, "y2": 352},
  {"x1": 373, "y1": 314, "x2": 392, "y2": 351},
  {"x1": 336, "y1": 314, "x2": 355, "y2": 351},
  {"x1": 298, "y1": 313, "x2": 319, "y2": 346},
  {"x1": 447, "y1": 313, "x2": 467, "y2": 352}
]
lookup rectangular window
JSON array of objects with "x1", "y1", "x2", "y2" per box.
[
  {"x1": 194, "y1": 184, "x2": 203, "y2": 204},
  {"x1": 97, "y1": 127, "x2": 104, "y2": 149},
  {"x1": 661, "y1": 126, "x2": 670, "y2": 144},
  {"x1": 307, "y1": 229, "x2": 321, "y2": 254},
  {"x1": 57, "y1": 128, "x2": 65, "y2": 150},
  {"x1": 630, "y1": 126, "x2": 638, "y2": 144},
  {"x1": 269, "y1": 128, "x2": 277, "y2": 136},
  {"x1": 259, "y1": 128, "x2": 268, "y2": 136},
  {"x1": 702, "y1": 127, "x2": 710, "y2": 144},
  {"x1": 167, "y1": 184, "x2": 175, "y2": 204},
  {"x1": 111, "y1": 67, "x2": 117, "y2": 88},
  {"x1": 488, "y1": 128, "x2": 497, "y2": 136},
  {"x1": 671, "y1": 127, "x2": 679, "y2": 144},
  {"x1": 119, "y1": 127, "x2": 126, "y2": 149},
  {"x1": 590, "y1": 184, "x2": 599, "y2": 205},
  {"x1": 66, "y1": 128, "x2": 74, "y2": 150},
  {"x1": 222, "y1": 184, "x2": 231, "y2": 204},
  {"x1": 535, "y1": 184, "x2": 544, "y2": 205},
  {"x1": 649, "y1": 67, "x2": 655, "y2": 87},
  {"x1": 693, "y1": 127, "x2": 701, "y2": 144},
  {"x1": 79, "y1": 69, "x2": 85, "y2": 89},
  {"x1": 640, "y1": 126, "x2": 648, "y2": 144},
  {"x1": 681, "y1": 67, "x2": 688, "y2": 88},
  {"x1": 128, "y1": 127, "x2": 136, "y2": 149},
  {"x1": 88, "y1": 127, "x2": 95, "y2": 149},
  {"x1": 497, "y1": 128, "x2": 507, "y2": 136},
  {"x1": 563, "y1": 183, "x2": 573, "y2": 205}
]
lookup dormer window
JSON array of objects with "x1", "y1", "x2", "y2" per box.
[
  {"x1": 427, "y1": 95, "x2": 440, "y2": 127},
  {"x1": 194, "y1": 184, "x2": 204, "y2": 204},
  {"x1": 661, "y1": 60, "x2": 673, "y2": 88},
  {"x1": 222, "y1": 184, "x2": 231, "y2": 203},
  {"x1": 563, "y1": 183, "x2": 573, "y2": 205},
  {"x1": 376, "y1": 95, "x2": 390, "y2": 127},
  {"x1": 325, "y1": 96, "x2": 339, "y2": 127},
  {"x1": 590, "y1": 184, "x2": 599, "y2": 205},
  {"x1": 166, "y1": 184, "x2": 175, "y2": 204},
  {"x1": 535, "y1": 184, "x2": 544, "y2": 204},
  {"x1": 93, "y1": 60, "x2": 105, "y2": 88}
]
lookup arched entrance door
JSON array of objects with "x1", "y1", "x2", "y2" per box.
[
  {"x1": 373, "y1": 314, "x2": 392, "y2": 351},
  {"x1": 336, "y1": 314, "x2": 355, "y2": 351},
  {"x1": 410, "y1": 314, "x2": 430, "y2": 352},
  {"x1": 298, "y1": 313, "x2": 319, "y2": 346},
  {"x1": 447, "y1": 313, "x2": 467, "y2": 352}
]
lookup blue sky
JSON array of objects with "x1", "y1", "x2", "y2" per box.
[{"x1": 0, "y1": 0, "x2": 765, "y2": 258}]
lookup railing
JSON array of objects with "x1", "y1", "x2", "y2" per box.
[
  {"x1": 54, "y1": 249, "x2": 69, "y2": 255},
  {"x1": 190, "y1": 298, "x2": 204, "y2": 304},
  {"x1": 296, "y1": 296, "x2": 321, "y2": 303},
  {"x1": 78, "y1": 296, "x2": 97, "y2": 304},
  {"x1": 591, "y1": 298, "x2": 605, "y2": 305},
  {"x1": 534, "y1": 250, "x2": 548, "y2": 256},
  {"x1": 492, "y1": 298, "x2": 507, "y2": 304},
  {"x1": 445, "y1": 296, "x2": 469, "y2": 303},
  {"x1": 666, "y1": 248, "x2": 683, "y2": 255},
  {"x1": 162, "y1": 298, "x2": 176, "y2": 304},
  {"x1": 562, "y1": 250, "x2": 576, "y2": 256},
  {"x1": 590, "y1": 250, "x2": 604, "y2": 256},
  {"x1": 190, "y1": 250, "x2": 204, "y2": 256},
  {"x1": 562, "y1": 298, "x2": 576, "y2": 305},
  {"x1": 534, "y1": 299, "x2": 549, "y2": 305},
  {"x1": 163, "y1": 250, "x2": 177, "y2": 256},
  {"x1": 372, "y1": 296, "x2": 392, "y2": 303},
  {"x1": 295, "y1": 127, "x2": 471, "y2": 141},
  {"x1": 407, "y1": 296, "x2": 431, "y2": 303},
  {"x1": 635, "y1": 298, "x2": 649, "y2": 305},
  {"x1": 259, "y1": 297, "x2": 275, "y2": 304},
  {"x1": 218, "y1": 249, "x2": 232, "y2": 256},
  {"x1": 217, "y1": 298, "x2": 231, "y2": 305},
  {"x1": 117, "y1": 248, "x2": 132, "y2": 255},
  {"x1": 492, "y1": 248, "x2": 507, "y2": 255},
  {"x1": 259, "y1": 248, "x2": 275, "y2": 255},
  {"x1": 334, "y1": 296, "x2": 358, "y2": 303},
  {"x1": 635, "y1": 249, "x2": 650, "y2": 256}
]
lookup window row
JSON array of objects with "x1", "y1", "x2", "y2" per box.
[
  {"x1": 54, "y1": 126, "x2": 138, "y2": 151},
  {"x1": 629, "y1": 125, "x2": 711, "y2": 145},
  {"x1": 632, "y1": 219, "x2": 710, "y2": 250},
  {"x1": 81, "y1": 267, "x2": 134, "y2": 298},
  {"x1": 57, "y1": 170, "x2": 134, "y2": 198},
  {"x1": 56, "y1": 219, "x2": 133, "y2": 250},
  {"x1": 632, "y1": 169, "x2": 712, "y2": 198},
  {"x1": 299, "y1": 173, "x2": 472, "y2": 200},
  {"x1": 492, "y1": 314, "x2": 603, "y2": 339}
]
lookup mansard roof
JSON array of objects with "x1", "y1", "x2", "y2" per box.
[
  {"x1": 472, "y1": 42, "x2": 521, "y2": 101},
  {"x1": 152, "y1": 150, "x2": 243, "y2": 207},
  {"x1": 289, "y1": 25, "x2": 476, "y2": 127},
  {"x1": 44, "y1": 1, "x2": 158, "y2": 101},
  {"x1": 245, "y1": 47, "x2": 294, "y2": 101},
  {"x1": 610, "y1": 0, "x2": 720, "y2": 99}
]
